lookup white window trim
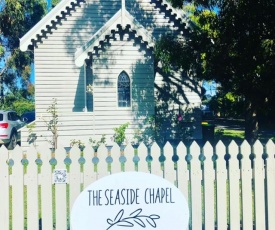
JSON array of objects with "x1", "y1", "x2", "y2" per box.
[{"x1": 117, "y1": 71, "x2": 132, "y2": 110}]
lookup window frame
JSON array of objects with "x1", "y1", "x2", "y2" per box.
[{"x1": 117, "y1": 71, "x2": 131, "y2": 108}]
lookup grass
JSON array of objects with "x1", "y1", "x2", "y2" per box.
[
  {"x1": 214, "y1": 128, "x2": 245, "y2": 145},
  {"x1": 216, "y1": 129, "x2": 245, "y2": 139},
  {"x1": 215, "y1": 127, "x2": 275, "y2": 145}
]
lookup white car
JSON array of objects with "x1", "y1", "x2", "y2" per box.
[{"x1": 0, "y1": 110, "x2": 25, "y2": 149}]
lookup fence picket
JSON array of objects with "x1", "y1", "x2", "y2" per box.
[
  {"x1": 216, "y1": 141, "x2": 227, "y2": 230},
  {"x1": 266, "y1": 140, "x2": 275, "y2": 229},
  {"x1": 54, "y1": 146, "x2": 68, "y2": 230},
  {"x1": 124, "y1": 144, "x2": 135, "y2": 171},
  {"x1": 69, "y1": 146, "x2": 81, "y2": 211},
  {"x1": 190, "y1": 141, "x2": 202, "y2": 229},
  {"x1": 38, "y1": 143, "x2": 53, "y2": 230},
  {"x1": 26, "y1": 146, "x2": 39, "y2": 229},
  {"x1": 228, "y1": 140, "x2": 240, "y2": 229},
  {"x1": 203, "y1": 142, "x2": 215, "y2": 230},
  {"x1": 97, "y1": 144, "x2": 109, "y2": 179},
  {"x1": 0, "y1": 146, "x2": 9, "y2": 230},
  {"x1": 0, "y1": 140, "x2": 274, "y2": 229},
  {"x1": 110, "y1": 143, "x2": 121, "y2": 174},
  {"x1": 11, "y1": 146, "x2": 24, "y2": 230},
  {"x1": 137, "y1": 142, "x2": 149, "y2": 173},
  {"x1": 176, "y1": 142, "x2": 189, "y2": 204},
  {"x1": 150, "y1": 142, "x2": 162, "y2": 177},
  {"x1": 240, "y1": 140, "x2": 253, "y2": 230},
  {"x1": 163, "y1": 142, "x2": 176, "y2": 186},
  {"x1": 253, "y1": 140, "x2": 266, "y2": 229},
  {"x1": 83, "y1": 144, "x2": 96, "y2": 189}
]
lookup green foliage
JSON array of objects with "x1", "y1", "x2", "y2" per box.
[
  {"x1": 133, "y1": 116, "x2": 155, "y2": 146},
  {"x1": 0, "y1": 0, "x2": 46, "y2": 102},
  {"x1": 0, "y1": 45, "x2": 4, "y2": 56},
  {"x1": 89, "y1": 135, "x2": 106, "y2": 150},
  {"x1": 113, "y1": 122, "x2": 130, "y2": 146},
  {"x1": 214, "y1": 128, "x2": 224, "y2": 139},
  {"x1": 70, "y1": 135, "x2": 106, "y2": 151},
  {"x1": 133, "y1": 106, "x2": 195, "y2": 147},
  {"x1": 51, "y1": 0, "x2": 61, "y2": 8},
  {"x1": 70, "y1": 139, "x2": 85, "y2": 150},
  {"x1": 158, "y1": 0, "x2": 275, "y2": 141},
  {"x1": 0, "y1": 92, "x2": 34, "y2": 115},
  {"x1": 26, "y1": 122, "x2": 37, "y2": 145},
  {"x1": 208, "y1": 90, "x2": 245, "y2": 118},
  {"x1": 154, "y1": 105, "x2": 194, "y2": 145},
  {"x1": 44, "y1": 98, "x2": 58, "y2": 149}
]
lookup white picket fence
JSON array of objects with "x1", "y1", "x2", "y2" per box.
[{"x1": 0, "y1": 139, "x2": 275, "y2": 230}]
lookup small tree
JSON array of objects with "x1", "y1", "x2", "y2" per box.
[
  {"x1": 113, "y1": 123, "x2": 130, "y2": 146},
  {"x1": 45, "y1": 98, "x2": 58, "y2": 149}
]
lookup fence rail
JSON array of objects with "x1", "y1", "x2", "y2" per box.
[{"x1": 0, "y1": 140, "x2": 275, "y2": 230}]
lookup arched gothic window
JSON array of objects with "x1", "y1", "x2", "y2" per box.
[{"x1": 117, "y1": 71, "x2": 131, "y2": 107}]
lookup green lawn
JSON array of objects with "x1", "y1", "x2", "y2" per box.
[{"x1": 215, "y1": 127, "x2": 275, "y2": 144}]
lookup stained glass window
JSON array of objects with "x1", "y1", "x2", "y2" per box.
[{"x1": 117, "y1": 71, "x2": 131, "y2": 107}]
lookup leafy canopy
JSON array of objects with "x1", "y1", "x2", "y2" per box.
[
  {"x1": 0, "y1": 0, "x2": 46, "y2": 108},
  {"x1": 160, "y1": 0, "x2": 275, "y2": 141}
]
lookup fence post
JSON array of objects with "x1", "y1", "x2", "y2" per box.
[
  {"x1": 83, "y1": 144, "x2": 96, "y2": 189},
  {"x1": 0, "y1": 146, "x2": 9, "y2": 230},
  {"x1": 137, "y1": 142, "x2": 150, "y2": 173},
  {"x1": 54, "y1": 146, "x2": 68, "y2": 230},
  {"x1": 11, "y1": 146, "x2": 24, "y2": 230},
  {"x1": 266, "y1": 140, "x2": 275, "y2": 229},
  {"x1": 253, "y1": 140, "x2": 266, "y2": 229},
  {"x1": 216, "y1": 141, "x2": 227, "y2": 230},
  {"x1": 69, "y1": 146, "x2": 81, "y2": 211},
  {"x1": 124, "y1": 143, "x2": 135, "y2": 172},
  {"x1": 38, "y1": 143, "x2": 53, "y2": 229},
  {"x1": 97, "y1": 143, "x2": 109, "y2": 179},
  {"x1": 190, "y1": 141, "x2": 202, "y2": 229},
  {"x1": 150, "y1": 142, "x2": 162, "y2": 177},
  {"x1": 240, "y1": 140, "x2": 253, "y2": 229},
  {"x1": 163, "y1": 142, "x2": 176, "y2": 186},
  {"x1": 228, "y1": 140, "x2": 240, "y2": 229},
  {"x1": 26, "y1": 146, "x2": 39, "y2": 229},
  {"x1": 203, "y1": 141, "x2": 215, "y2": 230},
  {"x1": 176, "y1": 142, "x2": 189, "y2": 205}
]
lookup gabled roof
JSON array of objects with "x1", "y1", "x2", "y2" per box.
[
  {"x1": 20, "y1": 0, "x2": 82, "y2": 51},
  {"x1": 20, "y1": 0, "x2": 191, "y2": 52},
  {"x1": 75, "y1": 9, "x2": 155, "y2": 67}
]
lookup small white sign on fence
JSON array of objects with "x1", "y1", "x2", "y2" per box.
[
  {"x1": 71, "y1": 172, "x2": 189, "y2": 230},
  {"x1": 53, "y1": 169, "x2": 68, "y2": 184}
]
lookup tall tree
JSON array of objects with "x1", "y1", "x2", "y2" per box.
[
  {"x1": 0, "y1": 0, "x2": 46, "y2": 106},
  {"x1": 158, "y1": 0, "x2": 275, "y2": 143},
  {"x1": 51, "y1": 0, "x2": 61, "y2": 9}
]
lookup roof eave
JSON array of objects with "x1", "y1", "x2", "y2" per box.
[
  {"x1": 75, "y1": 10, "x2": 123, "y2": 67},
  {"x1": 20, "y1": 0, "x2": 78, "y2": 51},
  {"x1": 75, "y1": 10, "x2": 155, "y2": 67}
]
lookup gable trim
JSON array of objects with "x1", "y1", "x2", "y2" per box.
[
  {"x1": 75, "y1": 9, "x2": 155, "y2": 67},
  {"x1": 20, "y1": 0, "x2": 81, "y2": 51},
  {"x1": 20, "y1": 0, "x2": 191, "y2": 52}
]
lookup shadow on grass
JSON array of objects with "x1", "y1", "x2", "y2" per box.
[{"x1": 213, "y1": 128, "x2": 275, "y2": 146}]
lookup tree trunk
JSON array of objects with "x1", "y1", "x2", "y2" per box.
[{"x1": 245, "y1": 101, "x2": 259, "y2": 144}]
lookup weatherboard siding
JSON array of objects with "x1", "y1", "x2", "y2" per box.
[{"x1": 20, "y1": 0, "x2": 201, "y2": 148}]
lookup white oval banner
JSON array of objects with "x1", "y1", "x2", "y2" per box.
[{"x1": 71, "y1": 172, "x2": 189, "y2": 230}]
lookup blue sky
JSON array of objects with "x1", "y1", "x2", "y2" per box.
[
  {"x1": 47, "y1": 0, "x2": 52, "y2": 11},
  {"x1": 203, "y1": 81, "x2": 217, "y2": 96},
  {"x1": 30, "y1": 0, "x2": 52, "y2": 83}
]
